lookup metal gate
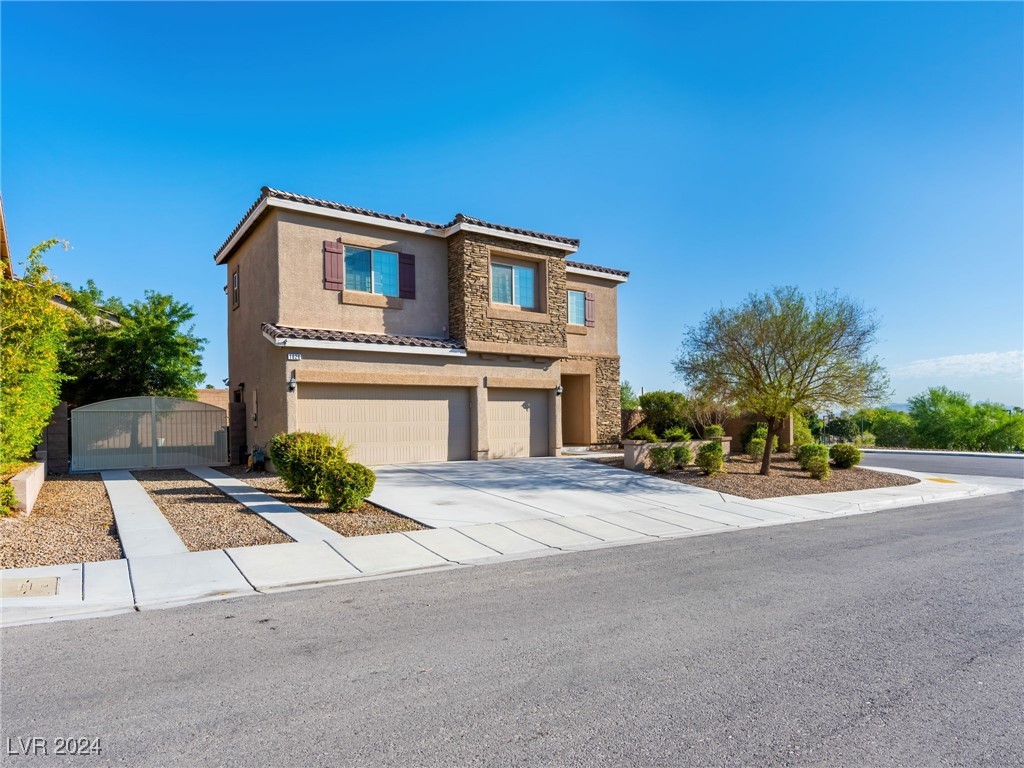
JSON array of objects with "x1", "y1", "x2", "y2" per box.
[{"x1": 71, "y1": 396, "x2": 228, "y2": 472}]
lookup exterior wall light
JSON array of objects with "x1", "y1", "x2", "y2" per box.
[
  {"x1": 555, "y1": 385, "x2": 564, "y2": 397},
  {"x1": 288, "y1": 370, "x2": 297, "y2": 392}
]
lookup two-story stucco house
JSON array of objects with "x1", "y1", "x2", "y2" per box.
[{"x1": 214, "y1": 187, "x2": 629, "y2": 466}]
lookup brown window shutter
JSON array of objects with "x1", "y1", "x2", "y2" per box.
[
  {"x1": 584, "y1": 291, "x2": 596, "y2": 327},
  {"x1": 399, "y1": 253, "x2": 416, "y2": 299},
  {"x1": 324, "y1": 241, "x2": 344, "y2": 290}
]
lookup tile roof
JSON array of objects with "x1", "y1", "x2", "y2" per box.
[
  {"x1": 566, "y1": 260, "x2": 630, "y2": 278},
  {"x1": 216, "y1": 187, "x2": 579, "y2": 260},
  {"x1": 263, "y1": 323, "x2": 465, "y2": 350}
]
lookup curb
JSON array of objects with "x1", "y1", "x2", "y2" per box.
[{"x1": 862, "y1": 449, "x2": 1023, "y2": 459}]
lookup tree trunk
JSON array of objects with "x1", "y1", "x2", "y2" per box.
[{"x1": 759, "y1": 415, "x2": 779, "y2": 476}]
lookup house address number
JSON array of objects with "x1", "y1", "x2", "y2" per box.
[{"x1": 287, "y1": 353, "x2": 302, "y2": 361}]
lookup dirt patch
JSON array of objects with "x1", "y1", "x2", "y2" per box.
[
  {"x1": 133, "y1": 469, "x2": 292, "y2": 551},
  {"x1": 0, "y1": 475, "x2": 123, "y2": 569},
  {"x1": 587, "y1": 454, "x2": 920, "y2": 499},
  {"x1": 220, "y1": 466, "x2": 426, "y2": 537}
]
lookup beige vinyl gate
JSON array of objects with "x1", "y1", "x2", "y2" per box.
[
  {"x1": 487, "y1": 389, "x2": 549, "y2": 459},
  {"x1": 71, "y1": 397, "x2": 228, "y2": 472},
  {"x1": 297, "y1": 384, "x2": 471, "y2": 466}
]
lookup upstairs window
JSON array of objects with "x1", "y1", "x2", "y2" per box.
[
  {"x1": 344, "y1": 246, "x2": 399, "y2": 297},
  {"x1": 231, "y1": 270, "x2": 240, "y2": 309},
  {"x1": 568, "y1": 290, "x2": 585, "y2": 325},
  {"x1": 491, "y1": 260, "x2": 538, "y2": 310}
]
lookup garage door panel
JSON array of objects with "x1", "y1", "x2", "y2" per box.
[
  {"x1": 297, "y1": 385, "x2": 470, "y2": 466},
  {"x1": 488, "y1": 389, "x2": 549, "y2": 459}
]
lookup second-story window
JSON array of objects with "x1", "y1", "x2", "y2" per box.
[
  {"x1": 344, "y1": 246, "x2": 399, "y2": 297},
  {"x1": 568, "y1": 290, "x2": 585, "y2": 325},
  {"x1": 232, "y1": 270, "x2": 240, "y2": 309},
  {"x1": 491, "y1": 260, "x2": 537, "y2": 310}
]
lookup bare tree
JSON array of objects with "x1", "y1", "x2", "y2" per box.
[
  {"x1": 680, "y1": 390, "x2": 738, "y2": 435},
  {"x1": 674, "y1": 286, "x2": 889, "y2": 475}
]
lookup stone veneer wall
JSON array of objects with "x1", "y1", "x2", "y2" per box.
[
  {"x1": 566, "y1": 354, "x2": 621, "y2": 445},
  {"x1": 447, "y1": 231, "x2": 567, "y2": 348}
]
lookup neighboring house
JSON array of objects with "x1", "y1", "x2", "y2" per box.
[{"x1": 214, "y1": 187, "x2": 629, "y2": 466}]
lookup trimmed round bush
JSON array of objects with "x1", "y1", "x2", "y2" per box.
[
  {"x1": 323, "y1": 462, "x2": 377, "y2": 512},
  {"x1": 746, "y1": 436, "x2": 767, "y2": 461},
  {"x1": 672, "y1": 444, "x2": 693, "y2": 468},
  {"x1": 627, "y1": 424, "x2": 658, "y2": 443},
  {"x1": 648, "y1": 446, "x2": 675, "y2": 474},
  {"x1": 796, "y1": 443, "x2": 830, "y2": 471},
  {"x1": 662, "y1": 426, "x2": 692, "y2": 442},
  {"x1": 267, "y1": 431, "x2": 347, "y2": 499},
  {"x1": 806, "y1": 455, "x2": 831, "y2": 481},
  {"x1": 696, "y1": 441, "x2": 725, "y2": 476},
  {"x1": 830, "y1": 443, "x2": 862, "y2": 469},
  {"x1": 703, "y1": 424, "x2": 726, "y2": 438}
]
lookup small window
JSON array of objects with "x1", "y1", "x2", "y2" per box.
[
  {"x1": 232, "y1": 270, "x2": 239, "y2": 309},
  {"x1": 568, "y1": 290, "x2": 585, "y2": 325},
  {"x1": 491, "y1": 261, "x2": 538, "y2": 309},
  {"x1": 344, "y1": 246, "x2": 399, "y2": 297}
]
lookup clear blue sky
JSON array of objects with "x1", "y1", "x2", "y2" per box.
[{"x1": 4, "y1": 2, "x2": 1022, "y2": 406}]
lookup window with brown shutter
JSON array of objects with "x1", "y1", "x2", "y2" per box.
[
  {"x1": 323, "y1": 240, "x2": 344, "y2": 291},
  {"x1": 584, "y1": 291, "x2": 596, "y2": 327}
]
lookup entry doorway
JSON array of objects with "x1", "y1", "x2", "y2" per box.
[{"x1": 560, "y1": 374, "x2": 592, "y2": 446}]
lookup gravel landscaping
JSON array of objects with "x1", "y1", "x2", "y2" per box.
[
  {"x1": 588, "y1": 454, "x2": 920, "y2": 499},
  {"x1": 220, "y1": 466, "x2": 426, "y2": 537},
  {"x1": 1, "y1": 475, "x2": 123, "y2": 569},
  {"x1": 133, "y1": 469, "x2": 291, "y2": 551}
]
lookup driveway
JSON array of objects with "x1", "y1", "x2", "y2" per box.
[{"x1": 370, "y1": 457, "x2": 723, "y2": 527}]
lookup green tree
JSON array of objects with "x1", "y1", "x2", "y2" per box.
[
  {"x1": 872, "y1": 409, "x2": 916, "y2": 447},
  {"x1": 620, "y1": 380, "x2": 639, "y2": 410},
  {"x1": 61, "y1": 288, "x2": 207, "y2": 405},
  {"x1": 908, "y1": 387, "x2": 976, "y2": 449},
  {"x1": 675, "y1": 286, "x2": 889, "y2": 475},
  {"x1": 637, "y1": 390, "x2": 688, "y2": 438},
  {"x1": 0, "y1": 240, "x2": 69, "y2": 465},
  {"x1": 825, "y1": 416, "x2": 858, "y2": 442}
]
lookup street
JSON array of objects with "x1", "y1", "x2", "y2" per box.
[
  {"x1": 861, "y1": 449, "x2": 1024, "y2": 478},
  {"x1": 2, "y1": 486, "x2": 1021, "y2": 767}
]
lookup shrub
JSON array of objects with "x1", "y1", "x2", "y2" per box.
[
  {"x1": 267, "y1": 431, "x2": 347, "y2": 499},
  {"x1": 322, "y1": 461, "x2": 376, "y2": 512},
  {"x1": 0, "y1": 483, "x2": 18, "y2": 516},
  {"x1": 744, "y1": 423, "x2": 779, "y2": 454},
  {"x1": 672, "y1": 444, "x2": 693, "y2": 468},
  {"x1": 627, "y1": 424, "x2": 658, "y2": 443},
  {"x1": 648, "y1": 446, "x2": 675, "y2": 474},
  {"x1": 637, "y1": 390, "x2": 688, "y2": 437},
  {"x1": 696, "y1": 441, "x2": 725, "y2": 476},
  {"x1": 796, "y1": 443, "x2": 830, "y2": 470},
  {"x1": 872, "y1": 410, "x2": 916, "y2": 448},
  {"x1": 662, "y1": 426, "x2": 692, "y2": 442},
  {"x1": 746, "y1": 436, "x2": 767, "y2": 461},
  {"x1": 830, "y1": 443, "x2": 862, "y2": 469},
  {"x1": 853, "y1": 431, "x2": 876, "y2": 447},
  {"x1": 703, "y1": 424, "x2": 725, "y2": 438},
  {"x1": 806, "y1": 455, "x2": 831, "y2": 481}
]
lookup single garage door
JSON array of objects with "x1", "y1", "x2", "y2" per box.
[
  {"x1": 297, "y1": 384, "x2": 471, "y2": 466},
  {"x1": 487, "y1": 388, "x2": 549, "y2": 459}
]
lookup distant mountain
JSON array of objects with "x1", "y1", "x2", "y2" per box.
[{"x1": 885, "y1": 403, "x2": 911, "y2": 413}]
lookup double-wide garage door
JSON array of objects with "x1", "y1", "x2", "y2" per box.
[
  {"x1": 297, "y1": 384, "x2": 471, "y2": 466},
  {"x1": 297, "y1": 383, "x2": 550, "y2": 465}
]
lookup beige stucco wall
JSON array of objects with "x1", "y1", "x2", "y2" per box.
[
  {"x1": 276, "y1": 210, "x2": 450, "y2": 338},
  {"x1": 565, "y1": 273, "x2": 619, "y2": 357},
  {"x1": 224, "y1": 215, "x2": 289, "y2": 452}
]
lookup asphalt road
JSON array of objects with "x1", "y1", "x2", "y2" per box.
[
  {"x1": 2, "y1": 493, "x2": 1022, "y2": 767},
  {"x1": 859, "y1": 450, "x2": 1024, "y2": 478}
]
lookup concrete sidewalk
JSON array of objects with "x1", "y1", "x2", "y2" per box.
[{"x1": 3, "y1": 461, "x2": 1020, "y2": 628}]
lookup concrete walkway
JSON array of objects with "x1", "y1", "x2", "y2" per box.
[
  {"x1": 101, "y1": 470, "x2": 188, "y2": 558},
  {"x1": 3, "y1": 460, "x2": 1020, "y2": 627}
]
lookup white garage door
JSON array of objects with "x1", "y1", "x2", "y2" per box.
[
  {"x1": 487, "y1": 388, "x2": 549, "y2": 459},
  {"x1": 297, "y1": 384, "x2": 471, "y2": 466}
]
